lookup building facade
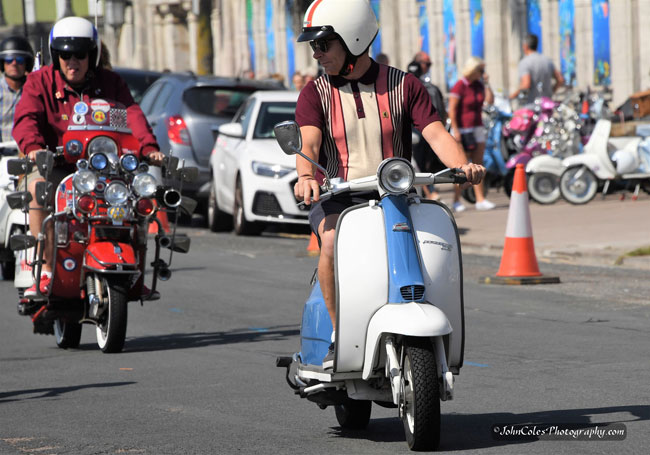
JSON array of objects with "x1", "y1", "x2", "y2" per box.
[{"x1": 0, "y1": 0, "x2": 648, "y2": 107}]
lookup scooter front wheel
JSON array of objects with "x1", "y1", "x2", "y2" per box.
[
  {"x1": 560, "y1": 166, "x2": 598, "y2": 204},
  {"x1": 401, "y1": 343, "x2": 440, "y2": 451},
  {"x1": 528, "y1": 172, "x2": 561, "y2": 204},
  {"x1": 334, "y1": 398, "x2": 372, "y2": 429},
  {"x1": 96, "y1": 277, "x2": 128, "y2": 353}
]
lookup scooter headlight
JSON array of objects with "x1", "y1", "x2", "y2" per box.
[
  {"x1": 120, "y1": 153, "x2": 139, "y2": 172},
  {"x1": 132, "y1": 172, "x2": 158, "y2": 197},
  {"x1": 73, "y1": 169, "x2": 98, "y2": 194},
  {"x1": 377, "y1": 158, "x2": 415, "y2": 195},
  {"x1": 88, "y1": 137, "x2": 119, "y2": 170},
  {"x1": 104, "y1": 181, "x2": 130, "y2": 205},
  {"x1": 90, "y1": 152, "x2": 108, "y2": 170}
]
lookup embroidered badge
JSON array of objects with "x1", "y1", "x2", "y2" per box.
[
  {"x1": 90, "y1": 99, "x2": 110, "y2": 113},
  {"x1": 72, "y1": 113, "x2": 85, "y2": 124},
  {"x1": 61, "y1": 114, "x2": 69, "y2": 121},
  {"x1": 55, "y1": 91, "x2": 63, "y2": 99}
]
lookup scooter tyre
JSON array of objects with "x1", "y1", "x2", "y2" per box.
[
  {"x1": 96, "y1": 277, "x2": 128, "y2": 353},
  {"x1": 335, "y1": 398, "x2": 372, "y2": 430},
  {"x1": 402, "y1": 343, "x2": 440, "y2": 451},
  {"x1": 528, "y1": 172, "x2": 560, "y2": 204},
  {"x1": 54, "y1": 318, "x2": 82, "y2": 349},
  {"x1": 559, "y1": 165, "x2": 598, "y2": 205}
]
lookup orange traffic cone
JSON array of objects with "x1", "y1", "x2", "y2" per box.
[
  {"x1": 480, "y1": 164, "x2": 560, "y2": 285},
  {"x1": 307, "y1": 232, "x2": 320, "y2": 256}
]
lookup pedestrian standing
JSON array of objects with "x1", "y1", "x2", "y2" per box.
[
  {"x1": 448, "y1": 56, "x2": 495, "y2": 211},
  {"x1": 510, "y1": 34, "x2": 564, "y2": 104}
]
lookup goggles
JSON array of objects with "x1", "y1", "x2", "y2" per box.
[
  {"x1": 3, "y1": 55, "x2": 26, "y2": 64},
  {"x1": 59, "y1": 50, "x2": 88, "y2": 61}
]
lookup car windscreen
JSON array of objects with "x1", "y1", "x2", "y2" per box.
[
  {"x1": 183, "y1": 87, "x2": 257, "y2": 118},
  {"x1": 117, "y1": 71, "x2": 161, "y2": 104},
  {"x1": 253, "y1": 102, "x2": 297, "y2": 139}
]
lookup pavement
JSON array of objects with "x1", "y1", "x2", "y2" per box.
[{"x1": 436, "y1": 185, "x2": 650, "y2": 271}]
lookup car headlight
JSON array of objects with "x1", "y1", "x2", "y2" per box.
[
  {"x1": 104, "y1": 181, "x2": 130, "y2": 205},
  {"x1": 377, "y1": 158, "x2": 415, "y2": 195},
  {"x1": 88, "y1": 137, "x2": 118, "y2": 168},
  {"x1": 120, "y1": 153, "x2": 139, "y2": 172},
  {"x1": 132, "y1": 173, "x2": 158, "y2": 197},
  {"x1": 73, "y1": 169, "x2": 98, "y2": 194},
  {"x1": 251, "y1": 161, "x2": 294, "y2": 178}
]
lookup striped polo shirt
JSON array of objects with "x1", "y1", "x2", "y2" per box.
[{"x1": 295, "y1": 60, "x2": 440, "y2": 183}]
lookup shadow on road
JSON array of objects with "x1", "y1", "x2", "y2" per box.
[
  {"x1": 0, "y1": 382, "x2": 136, "y2": 404},
  {"x1": 122, "y1": 325, "x2": 300, "y2": 353},
  {"x1": 328, "y1": 405, "x2": 649, "y2": 450}
]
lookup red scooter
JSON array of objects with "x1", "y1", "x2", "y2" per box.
[{"x1": 6, "y1": 99, "x2": 197, "y2": 353}]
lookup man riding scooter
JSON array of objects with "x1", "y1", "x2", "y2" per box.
[
  {"x1": 12, "y1": 16, "x2": 164, "y2": 300},
  {"x1": 293, "y1": 0, "x2": 485, "y2": 369}
]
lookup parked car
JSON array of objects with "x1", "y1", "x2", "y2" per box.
[
  {"x1": 113, "y1": 67, "x2": 163, "y2": 103},
  {"x1": 139, "y1": 72, "x2": 284, "y2": 214},
  {"x1": 208, "y1": 91, "x2": 308, "y2": 235}
]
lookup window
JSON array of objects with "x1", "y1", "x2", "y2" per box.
[
  {"x1": 183, "y1": 87, "x2": 257, "y2": 118},
  {"x1": 253, "y1": 102, "x2": 297, "y2": 139}
]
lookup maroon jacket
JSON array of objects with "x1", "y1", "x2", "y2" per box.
[{"x1": 12, "y1": 65, "x2": 159, "y2": 156}]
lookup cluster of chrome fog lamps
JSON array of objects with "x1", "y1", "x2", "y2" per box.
[{"x1": 71, "y1": 146, "x2": 158, "y2": 218}]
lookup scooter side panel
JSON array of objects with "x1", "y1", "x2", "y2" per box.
[
  {"x1": 410, "y1": 201, "x2": 465, "y2": 370},
  {"x1": 299, "y1": 280, "x2": 334, "y2": 366},
  {"x1": 336, "y1": 204, "x2": 388, "y2": 373}
]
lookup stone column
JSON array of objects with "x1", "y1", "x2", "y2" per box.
[
  {"x1": 483, "y1": 0, "x2": 509, "y2": 95},
  {"x1": 187, "y1": 10, "x2": 199, "y2": 73},
  {"x1": 428, "y1": 0, "x2": 446, "y2": 91},
  {"x1": 454, "y1": 0, "x2": 471, "y2": 73},
  {"x1": 609, "y1": 0, "x2": 638, "y2": 107},
  {"x1": 574, "y1": 0, "x2": 594, "y2": 90}
]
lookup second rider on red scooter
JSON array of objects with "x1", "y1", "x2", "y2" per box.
[{"x1": 12, "y1": 16, "x2": 164, "y2": 298}]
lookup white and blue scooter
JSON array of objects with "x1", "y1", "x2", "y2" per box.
[{"x1": 274, "y1": 121, "x2": 466, "y2": 451}]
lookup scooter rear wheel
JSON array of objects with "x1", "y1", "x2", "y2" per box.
[
  {"x1": 401, "y1": 343, "x2": 440, "y2": 450},
  {"x1": 334, "y1": 398, "x2": 372, "y2": 429},
  {"x1": 54, "y1": 318, "x2": 82, "y2": 349}
]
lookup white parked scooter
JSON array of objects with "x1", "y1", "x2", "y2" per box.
[
  {"x1": 274, "y1": 121, "x2": 466, "y2": 451},
  {"x1": 0, "y1": 140, "x2": 32, "y2": 287},
  {"x1": 559, "y1": 119, "x2": 650, "y2": 204}
]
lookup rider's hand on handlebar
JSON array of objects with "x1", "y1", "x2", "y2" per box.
[
  {"x1": 26, "y1": 149, "x2": 47, "y2": 162},
  {"x1": 146, "y1": 151, "x2": 165, "y2": 166},
  {"x1": 458, "y1": 163, "x2": 486, "y2": 187},
  {"x1": 294, "y1": 175, "x2": 320, "y2": 206}
]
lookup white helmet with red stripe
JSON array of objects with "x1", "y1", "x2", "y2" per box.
[{"x1": 298, "y1": 0, "x2": 378, "y2": 57}]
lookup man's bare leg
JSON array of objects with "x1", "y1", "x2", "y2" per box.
[{"x1": 317, "y1": 214, "x2": 339, "y2": 330}]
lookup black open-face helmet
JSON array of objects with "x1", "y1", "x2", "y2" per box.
[{"x1": 0, "y1": 36, "x2": 35, "y2": 72}]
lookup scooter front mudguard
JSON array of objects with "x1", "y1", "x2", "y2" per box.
[
  {"x1": 361, "y1": 302, "x2": 452, "y2": 380},
  {"x1": 83, "y1": 241, "x2": 138, "y2": 273}
]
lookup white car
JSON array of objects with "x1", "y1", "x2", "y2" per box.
[{"x1": 208, "y1": 91, "x2": 308, "y2": 235}]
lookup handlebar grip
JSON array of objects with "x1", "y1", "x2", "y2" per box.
[{"x1": 449, "y1": 168, "x2": 468, "y2": 184}]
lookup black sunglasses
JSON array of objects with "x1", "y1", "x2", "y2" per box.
[
  {"x1": 309, "y1": 38, "x2": 337, "y2": 54},
  {"x1": 59, "y1": 50, "x2": 88, "y2": 61}
]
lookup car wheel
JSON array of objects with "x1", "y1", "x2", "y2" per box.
[
  {"x1": 207, "y1": 183, "x2": 232, "y2": 232},
  {"x1": 233, "y1": 178, "x2": 263, "y2": 236}
]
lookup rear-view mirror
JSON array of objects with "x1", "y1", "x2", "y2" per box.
[
  {"x1": 218, "y1": 122, "x2": 244, "y2": 138},
  {"x1": 35, "y1": 151, "x2": 53, "y2": 177},
  {"x1": 6, "y1": 159, "x2": 32, "y2": 176},
  {"x1": 10, "y1": 234, "x2": 36, "y2": 251},
  {"x1": 273, "y1": 121, "x2": 302, "y2": 156},
  {"x1": 6, "y1": 192, "x2": 32, "y2": 210}
]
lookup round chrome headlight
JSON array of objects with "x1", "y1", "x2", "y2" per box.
[
  {"x1": 120, "y1": 153, "x2": 139, "y2": 172},
  {"x1": 377, "y1": 158, "x2": 415, "y2": 195},
  {"x1": 132, "y1": 173, "x2": 158, "y2": 197},
  {"x1": 104, "y1": 181, "x2": 130, "y2": 205},
  {"x1": 65, "y1": 139, "x2": 83, "y2": 157},
  {"x1": 90, "y1": 152, "x2": 108, "y2": 170},
  {"x1": 88, "y1": 137, "x2": 118, "y2": 169},
  {"x1": 72, "y1": 169, "x2": 98, "y2": 194}
]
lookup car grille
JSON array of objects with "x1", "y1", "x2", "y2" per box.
[
  {"x1": 400, "y1": 285, "x2": 425, "y2": 301},
  {"x1": 252, "y1": 192, "x2": 283, "y2": 217}
]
